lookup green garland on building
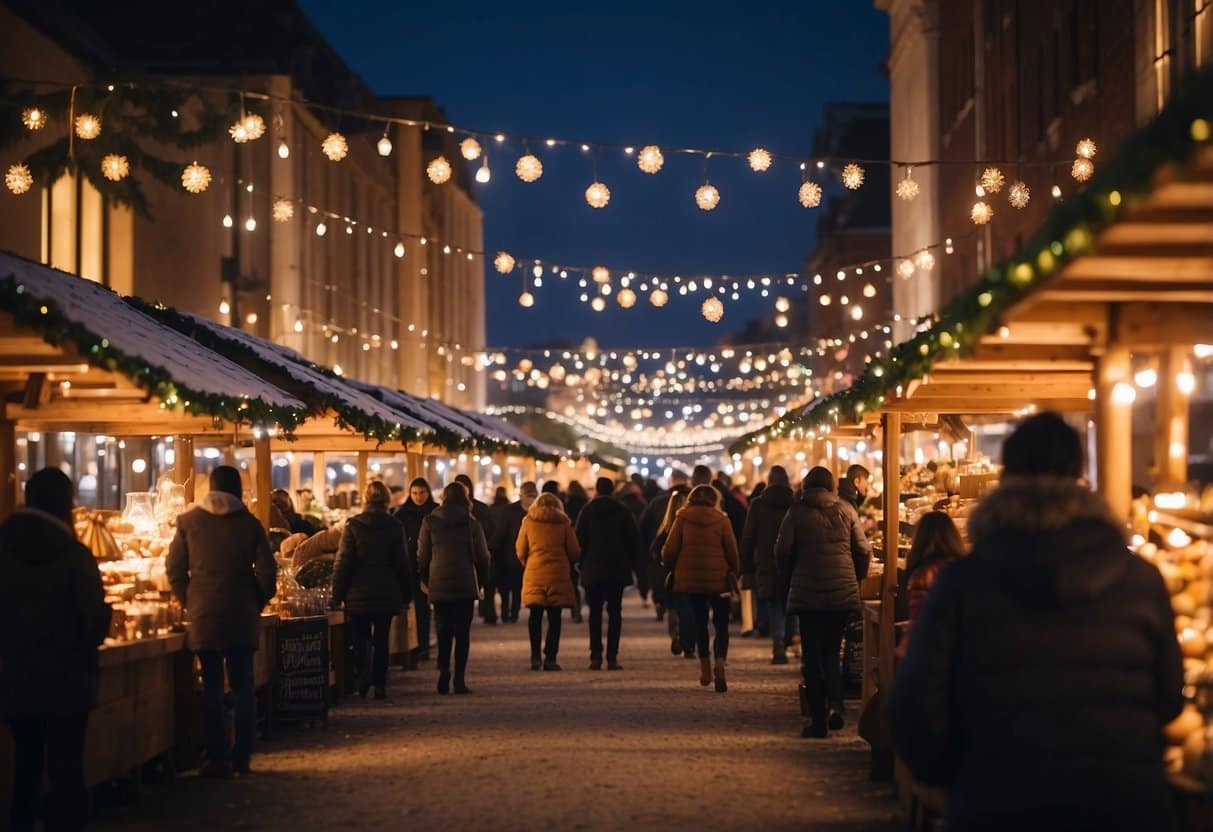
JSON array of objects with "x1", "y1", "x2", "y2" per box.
[
  {"x1": 0, "y1": 274, "x2": 308, "y2": 431},
  {"x1": 730, "y1": 68, "x2": 1213, "y2": 456}
]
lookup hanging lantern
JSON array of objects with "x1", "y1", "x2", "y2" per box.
[
  {"x1": 585, "y1": 181, "x2": 610, "y2": 208},
  {"x1": 181, "y1": 161, "x2": 212, "y2": 194},
  {"x1": 979, "y1": 167, "x2": 1005, "y2": 193},
  {"x1": 20, "y1": 108, "x2": 46, "y2": 131},
  {"x1": 895, "y1": 168, "x2": 919, "y2": 200},
  {"x1": 913, "y1": 249, "x2": 936, "y2": 271},
  {"x1": 695, "y1": 183, "x2": 720, "y2": 211},
  {"x1": 1008, "y1": 180, "x2": 1031, "y2": 209},
  {"x1": 272, "y1": 198, "x2": 295, "y2": 223},
  {"x1": 592, "y1": 266, "x2": 610, "y2": 284},
  {"x1": 516, "y1": 153, "x2": 543, "y2": 182},
  {"x1": 747, "y1": 148, "x2": 772, "y2": 172},
  {"x1": 475, "y1": 160, "x2": 491, "y2": 183},
  {"x1": 74, "y1": 113, "x2": 101, "y2": 140},
  {"x1": 617, "y1": 288, "x2": 637, "y2": 308},
  {"x1": 427, "y1": 156, "x2": 452, "y2": 184},
  {"x1": 841, "y1": 163, "x2": 864, "y2": 189},
  {"x1": 321, "y1": 132, "x2": 348, "y2": 161},
  {"x1": 637, "y1": 145, "x2": 663, "y2": 174},
  {"x1": 100, "y1": 154, "x2": 129, "y2": 182},
  {"x1": 1071, "y1": 157, "x2": 1094, "y2": 182},
  {"x1": 460, "y1": 137, "x2": 483, "y2": 160},
  {"x1": 494, "y1": 252, "x2": 516, "y2": 274},
  {"x1": 650, "y1": 288, "x2": 669, "y2": 307},
  {"x1": 1075, "y1": 138, "x2": 1097, "y2": 159},
  {"x1": 5, "y1": 163, "x2": 33, "y2": 195},
  {"x1": 970, "y1": 200, "x2": 994, "y2": 225},
  {"x1": 701, "y1": 296, "x2": 724, "y2": 323},
  {"x1": 798, "y1": 181, "x2": 822, "y2": 208},
  {"x1": 518, "y1": 291, "x2": 535, "y2": 308}
]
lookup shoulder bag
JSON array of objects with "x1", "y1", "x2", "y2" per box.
[{"x1": 468, "y1": 521, "x2": 486, "y2": 601}]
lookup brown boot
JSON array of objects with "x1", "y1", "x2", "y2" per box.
[
  {"x1": 699, "y1": 655, "x2": 712, "y2": 686},
  {"x1": 714, "y1": 658, "x2": 727, "y2": 693}
]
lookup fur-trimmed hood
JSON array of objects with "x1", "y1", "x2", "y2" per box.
[
  {"x1": 526, "y1": 501, "x2": 569, "y2": 524},
  {"x1": 969, "y1": 476, "x2": 1130, "y2": 607},
  {"x1": 198, "y1": 491, "x2": 247, "y2": 516},
  {"x1": 678, "y1": 504, "x2": 727, "y2": 527}
]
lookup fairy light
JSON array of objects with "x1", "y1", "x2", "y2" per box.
[
  {"x1": 516, "y1": 153, "x2": 543, "y2": 182},
  {"x1": 747, "y1": 148, "x2": 772, "y2": 172},
  {"x1": 637, "y1": 145, "x2": 664, "y2": 174},
  {"x1": 321, "y1": 132, "x2": 348, "y2": 161},
  {"x1": 585, "y1": 181, "x2": 611, "y2": 208},
  {"x1": 427, "y1": 156, "x2": 452, "y2": 184},
  {"x1": 798, "y1": 181, "x2": 823, "y2": 208}
]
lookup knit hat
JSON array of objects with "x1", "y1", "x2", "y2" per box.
[{"x1": 209, "y1": 465, "x2": 243, "y2": 498}]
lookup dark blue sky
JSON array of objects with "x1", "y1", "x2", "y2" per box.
[{"x1": 300, "y1": 1, "x2": 888, "y2": 349}]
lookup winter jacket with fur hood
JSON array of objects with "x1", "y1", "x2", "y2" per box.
[
  {"x1": 517, "y1": 502, "x2": 581, "y2": 608},
  {"x1": 331, "y1": 504, "x2": 412, "y2": 615},
  {"x1": 167, "y1": 492, "x2": 277, "y2": 651},
  {"x1": 890, "y1": 478, "x2": 1184, "y2": 831},
  {"x1": 574, "y1": 495, "x2": 640, "y2": 589},
  {"x1": 418, "y1": 504, "x2": 491, "y2": 603},
  {"x1": 775, "y1": 488, "x2": 870, "y2": 613},
  {"x1": 739, "y1": 483, "x2": 795, "y2": 600},
  {"x1": 662, "y1": 504, "x2": 740, "y2": 595},
  {"x1": 0, "y1": 508, "x2": 111, "y2": 719}
]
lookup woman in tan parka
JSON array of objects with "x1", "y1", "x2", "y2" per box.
[
  {"x1": 662, "y1": 485, "x2": 740, "y2": 692},
  {"x1": 517, "y1": 492, "x2": 581, "y2": 671}
]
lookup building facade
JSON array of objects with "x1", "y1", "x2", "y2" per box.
[{"x1": 0, "y1": 1, "x2": 485, "y2": 409}]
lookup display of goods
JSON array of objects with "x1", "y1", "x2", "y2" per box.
[
  {"x1": 77, "y1": 511, "x2": 121, "y2": 560},
  {"x1": 294, "y1": 556, "x2": 334, "y2": 589}
]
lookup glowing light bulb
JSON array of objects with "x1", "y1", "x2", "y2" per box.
[{"x1": 1111, "y1": 382, "x2": 1137, "y2": 406}]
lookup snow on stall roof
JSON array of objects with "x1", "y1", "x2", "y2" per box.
[
  {"x1": 464, "y1": 411, "x2": 569, "y2": 458},
  {"x1": 0, "y1": 253, "x2": 305, "y2": 411},
  {"x1": 346, "y1": 380, "x2": 475, "y2": 441},
  {"x1": 170, "y1": 312, "x2": 435, "y2": 435}
]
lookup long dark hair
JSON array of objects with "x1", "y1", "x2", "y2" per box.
[{"x1": 906, "y1": 511, "x2": 965, "y2": 576}]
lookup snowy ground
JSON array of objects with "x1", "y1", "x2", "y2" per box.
[{"x1": 95, "y1": 592, "x2": 900, "y2": 831}]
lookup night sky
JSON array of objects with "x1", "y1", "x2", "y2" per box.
[{"x1": 299, "y1": 1, "x2": 889, "y2": 350}]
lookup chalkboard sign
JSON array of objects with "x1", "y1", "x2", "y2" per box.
[{"x1": 275, "y1": 616, "x2": 329, "y2": 722}]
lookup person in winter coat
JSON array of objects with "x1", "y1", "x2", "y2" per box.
[
  {"x1": 775, "y1": 466, "x2": 870, "y2": 737},
  {"x1": 574, "y1": 477, "x2": 641, "y2": 670},
  {"x1": 651, "y1": 489, "x2": 691, "y2": 656},
  {"x1": 489, "y1": 482, "x2": 535, "y2": 623},
  {"x1": 739, "y1": 465, "x2": 797, "y2": 664},
  {"x1": 614, "y1": 482, "x2": 650, "y2": 605},
  {"x1": 662, "y1": 485, "x2": 740, "y2": 693},
  {"x1": 418, "y1": 483, "x2": 491, "y2": 694},
  {"x1": 395, "y1": 477, "x2": 437, "y2": 660},
  {"x1": 270, "y1": 489, "x2": 318, "y2": 536},
  {"x1": 639, "y1": 470, "x2": 690, "y2": 619},
  {"x1": 890, "y1": 413, "x2": 1184, "y2": 831},
  {"x1": 331, "y1": 481, "x2": 412, "y2": 699},
  {"x1": 167, "y1": 466, "x2": 276, "y2": 777},
  {"x1": 564, "y1": 480, "x2": 589, "y2": 524},
  {"x1": 895, "y1": 511, "x2": 965, "y2": 657},
  {"x1": 454, "y1": 474, "x2": 498, "y2": 625},
  {"x1": 0, "y1": 469, "x2": 110, "y2": 831},
  {"x1": 713, "y1": 472, "x2": 748, "y2": 543},
  {"x1": 837, "y1": 464, "x2": 870, "y2": 512},
  {"x1": 517, "y1": 493, "x2": 581, "y2": 671}
]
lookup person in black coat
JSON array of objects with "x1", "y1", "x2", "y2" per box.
[
  {"x1": 0, "y1": 469, "x2": 110, "y2": 831},
  {"x1": 331, "y1": 481, "x2": 412, "y2": 699},
  {"x1": 575, "y1": 478, "x2": 641, "y2": 670},
  {"x1": 564, "y1": 480, "x2": 589, "y2": 524},
  {"x1": 775, "y1": 467, "x2": 870, "y2": 737},
  {"x1": 739, "y1": 465, "x2": 796, "y2": 664},
  {"x1": 837, "y1": 464, "x2": 870, "y2": 512},
  {"x1": 713, "y1": 472, "x2": 748, "y2": 542},
  {"x1": 455, "y1": 474, "x2": 498, "y2": 625},
  {"x1": 638, "y1": 470, "x2": 690, "y2": 618},
  {"x1": 395, "y1": 477, "x2": 437, "y2": 659},
  {"x1": 890, "y1": 413, "x2": 1184, "y2": 832},
  {"x1": 488, "y1": 483, "x2": 534, "y2": 623},
  {"x1": 614, "y1": 481, "x2": 649, "y2": 605}
]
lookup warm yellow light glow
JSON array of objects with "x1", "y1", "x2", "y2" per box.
[
  {"x1": 377, "y1": 136, "x2": 393, "y2": 156},
  {"x1": 494, "y1": 252, "x2": 515, "y2": 274},
  {"x1": 1075, "y1": 138, "x2": 1097, "y2": 159},
  {"x1": 1111, "y1": 381, "x2": 1137, "y2": 406},
  {"x1": 980, "y1": 167, "x2": 1005, "y2": 193},
  {"x1": 701, "y1": 296, "x2": 724, "y2": 322},
  {"x1": 585, "y1": 181, "x2": 610, "y2": 208},
  {"x1": 1134, "y1": 368, "x2": 1157, "y2": 388},
  {"x1": 1071, "y1": 157, "x2": 1094, "y2": 182},
  {"x1": 74, "y1": 113, "x2": 101, "y2": 140},
  {"x1": 649, "y1": 288, "x2": 668, "y2": 307},
  {"x1": 913, "y1": 249, "x2": 935, "y2": 271},
  {"x1": 321, "y1": 132, "x2": 348, "y2": 161},
  {"x1": 895, "y1": 169, "x2": 919, "y2": 200},
  {"x1": 460, "y1": 138, "x2": 483, "y2": 160},
  {"x1": 747, "y1": 148, "x2": 772, "y2": 172},
  {"x1": 427, "y1": 156, "x2": 452, "y2": 184},
  {"x1": 5, "y1": 163, "x2": 33, "y2": 195},
  {"x1": 841, "y1": 163, "x2": 864, "y2": 189},
  {"x1": 1008, "y1": 180, "x2": 1031, "y2": 209},
  {"x1": 516, "y1": 154, "x2": 543, "y2": 182},
  {"x1": 970, "y1": 200, "x2": 993, "y2": 225},
  {"x1": 798, "y1": 181, "x2": 823, "y2": 207},
  {"x1": 616, "y1": 288, "x2": 637, "y2": 308},
  {"x1": 21, "y1": 108, "x2": 46, "y2": 131},
  {"x1": 637, "y1": 145, "x2": 664, "y2": 174},
  {"x1": 100, "y1": 154, "x2": 129, "y2": 182},
  {"x1": 897, "y1": 259, "x2": 916, "y2": 279},
  {"x1": 695, "y1": 183, "x2": 720, "y2": 211},
  {"x1": 519, "y1": 291, "x2": 535, "y2": 308},
  {"x1": 1176, "y1": 371, "x2": 1196, "y2": 395},
  {"x1": 181, "y1": 162, "x2": 211, "y2": 193},
  {"x1": 272, "y1": 199, "x2": 294, "y2": 223},
  {"x1": 590, "y1": 296, "x2": 606, "y2": 312}
]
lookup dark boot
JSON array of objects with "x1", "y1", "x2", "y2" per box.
[
  {"x1": 670, "y1": 638, "x2": 683, "y2": 656},
  {"x1": 801, "y1": 720, "x2": 827, "y2": 738},
  {"x1": 771, "y1": 644, "x2": 789, "y2": 665},
  {"x1": 530, "y1": 653, "x2": 541, "y2": 671},
  {"x1": 437, "y1": 672, "x2": 450, "y2": 695},
  {"x1": 828, "y1": 709, "x2": 845, "y2": 730},
  {"x1": 714, "y1": 658, "x2": 727, "y2": 693},
  {"x1": 589, "y1": 654, "x2": 602, "y2": 671},
  {"x1": 699, "y1": 656, "x2": 712, "y2": 687},
  {"x1": 543, "y1": 659, "x2": 562, "y2": 671}
]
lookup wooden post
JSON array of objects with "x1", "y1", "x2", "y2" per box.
[
  {"x1": 356, "y1": 450, "x2": 369, "y2": 499},
  {"x1": 174, "y1": 435, "x2": 195, "y2": 503},
  {"x1": 406, "y1": 448, "x2": 423, "y2": 484},
  {"x1": 1153, "y1": 345, "x2": 1189, "y2": 489},
  {"x1": 1095, "y1": 342, "x2": 1133, "y2": 522},
  {"x1": 288, "y1": 452, "x2": 302, "y2": 498},
  {"x1": 313, "y1": 452, "x2": 328, "y2": 509},
  {"x1": 254, "y1": 436, "x2": 272, "y2": 530},
  {"x1": 0, "y1": 419, "x2": 17, "y2": 520},
  {"x1": 874, "y1": 410, "x2": 901, "y2": 780},
  {"x1": 524, "y1": 457, "x2": 537, "y2": 485}
]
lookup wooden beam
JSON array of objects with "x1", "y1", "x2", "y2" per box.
[
  {"x1": 1117, "y1": 303, "x2": 1213, "y2": 348},
  {"x1": 1039, "y1": 285, "x2": 1213, "y2": 304},
  {"x1": 1153, "y1": 345, "x2": 1190, "y2": 489},
  {"x1": 254, "y1": 436, "x2": 272, "y2": 530},
  {"x1": 967, "y1": 342, "x2": 1095, "y2": 367},
  {"x1": 22, "y1": 373, "x2": 46, "y2": 409},
  {"x1": 356, "y1": 450, "x2": 369, "y2": 500},
  {"x1": 1095, "y1": 343, "x2": 1132, "y2": 522},
  {"x1": 881, "y1": 397, "x2": 1094, "y2": 414},
  {"x1": 174, "y1": 435, "x2": 195, "y2": 503},
  {"x1": 271, "y1": 435, "x2": 398, "y2": 453},
  {"x1": 313, "y1": 452, "x2": 328, "y2": 509}
]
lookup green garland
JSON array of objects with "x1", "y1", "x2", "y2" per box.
[
  {"x1": 730, "y1": 67, "x2": 1213, "y2": 456},
  {"x1": 0, "y1": 274, "x2": 307, "y2": 431},
  {"x1": 1, "y1": 77, "x2": 234, "y2": 217}
]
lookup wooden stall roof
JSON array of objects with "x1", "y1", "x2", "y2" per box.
[{"x1": 0, "y1": 252, "x2": 306, "y2": 436}]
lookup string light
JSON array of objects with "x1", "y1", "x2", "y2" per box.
[
  {"x1": 230, "y1": 113, "x2": 265, "y2": 142},
  {"x1": 650, "y1": 288, "x2": 669, "y2": 307},
  {"x1": 747, "y1": 148, "x2": 772, "y2": 172},
  {"x1": 272, "y1": 198, "x2": 294, "y2": 222},
  {"x1": 798, "y1": 181, "x2": 822, "y2": 208},
  {"x1": 695, "y1": 183, "x2": 720, "y2": 211},
  {"x1": 519, "y1": 291, "x2": 535, "y2": 308},
  {"x1": 181, "y1": 161, "x2": 211, "y2": 194},
  {"x1": 460, "y1": 137, "x2": 483, "y2": 160},
  {"x1": 1075, "y1": 138, "x2": 1097, "y2": 159},
  {"x1": 100, "y1": 154, "x2": 129, "y2": 182},
  {"x1": 1071, "y1": 157, "x2": 1094, "y2": 182},
  {"x1": 841, "y1": 163, "x2": 864, "y2": 189},
  {"x1": 913, "y1": 249, "x2": 935, "y2": 271},
  {"x1": 701, "y1": 296, "x2": 724, "y2": 323},
  {"x1": 5, "y1": 163, "x2": 33, "y2": 195},
  {"x1": 970, "y1": 200, "x2": 993, "y2": 225},
  {"x1": 244, "y1": 217, "x2": 257, "y2": 232},
  {"x1": 427, "y1": 156, "x2": 452, "y2": 184},
  {"x1": 774, "y1": 296, "x2": 791, "y2": 313},
  {"x1": 475, "y1": 158, "x2": 491, "y2": 183},
  {"x1": 394, "y1": 242, "x2": 406, "y2": 258},
  {"x1": 321, "y1": 132, "x2": 348, "y2": 161},
  {"x1": 617, "y1": 288, "x2": 637, "y2": 308},
  {"x1": 1008, "y1": 180, "x2": 1030, "y2": 208},
  {"x1": 494, "y1": 252, "x2": 515, "y2": 274},
  {"x1": 979, "y1": 167, "x2": 1005, "y2": 193},
  {"x1": 895, "y1": 167, "x2": 919, "y2": 200},
  {"x1": 21, "y1": 108, "x2": 46, "y2": 131},
  {"x1": 377, "y1": 134, "x2": 393, "y2": 156},
  {"x1": 637, "y1": 145, "x2": 664, "y2": 174},
  {"x1": 585, "y1": 181, "x2": 611, "y2": 209},
  {"x1": 74, "y1": 113, "x2": 101, "y2": 140},
  {"x1": 277, "y1": 140, "x2": 290, "y2": 159},
  {"x1": 516, "y1": 153, "x2": 543, "y2": 182},
  {"x1": 591, "y1": 296, "x2": 607, "y2": 312},
  {"x1": 896, "y1": 259, "x2": 916, "y2": 279}
]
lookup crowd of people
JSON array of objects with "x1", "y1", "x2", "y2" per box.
[{"x1": 0, "y1": 412, "x2": 1192, "y2": 830}]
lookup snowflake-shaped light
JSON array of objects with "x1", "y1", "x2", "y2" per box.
[
  {"x1": 980, "y1": 167, "x2": 1005, "y2": 193},
  {"x1": 100, "y1": 154, "x2": 129, "y2": 182},
  {"x1": 230, "y1": 113, "x2": 265, "y2": 143},
  {"x1": 896, "y1": 169, "x2": 919, "y2": 200},
  {"x1": 5, "y1": 163, "x2": 33, "y2": 195},
  {"x1": 637, "y1": 145, "x2": 663, "y2": 174},
  {"x1": 494, "y1": 252, "x2": 516, "y2": 274},
  {"x1": 427, "y1": 156, "x2": 452, "y2": 184},
  {"x1": 460, "y1": 138, "x2": 482, "y2": 160},
  {"x1": 21, "y1": 108, "x2": 46, "y2": 131},
  {"x1": 701, "y1": 296, "x2": 724, "y2": 323},
  {"x1": 896, "y1": 259, "x2": 916, "y2": 279},
  {"x1": 748, "y1": 148, "x2": 772, "y2": 172},
  {"x1": 181, "y1": 161, "x2": 211, "y2": 194},
  {"x1": 1008, "y1": 180, "x2": 1031, "y2": 209},
  {"x1": 272, "y1": 199, "x2": 295, "y2": 223},
  {"x1": 321, "y1": 132, "x2": 348, "y2": 161},
  {"x1": 1071, "y1": 157, "x2": 1094, "y2": 182},
  {"x1": 798, "y1": 181, "x2": 822, "y2": 207},
  {"x1": 74, "y1": 113, "x2": 101, "y2": 140},
  {"x1": 617, "y1": 288, "x2": 637, "y2": 308},
  {"x1": 841, "y1": 163, "x2": 864, "y2": 190},
  {"x1": 585, "y1": 181, "x2": 610, "y2": 208},
  {"x1": 1075, "y1": 138, "x2": 1097, "y2": 159},
  {"x1": 970, "y1": 200, "x2": 994, "y2": 225},
  {"x1": 516, "y1": 154, "x2": 543, "y2": 182},
  {"x1": 913, "y1": 249, "x2": 936, "y2": 271},
  {"x1": 695, "y1": 183, "x2": 720, "y2": 211}
]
